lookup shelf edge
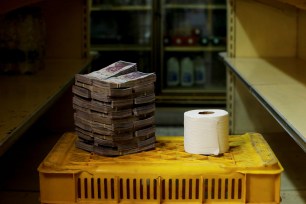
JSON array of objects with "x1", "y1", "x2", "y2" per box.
[
  {"x1": 0, "y1": 59, "x2": 91, "y2": 156},
  {"x1": 223, "y1": 56, "x2": 306, "y2": 152}
]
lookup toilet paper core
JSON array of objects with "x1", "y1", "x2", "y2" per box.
[{"x1": 184, "y1": 109, "x2": 229, "y2": 155}]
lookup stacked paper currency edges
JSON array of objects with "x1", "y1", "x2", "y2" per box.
[{"x1": 72, "y1": 60, "x2": 156, "y2": 156}]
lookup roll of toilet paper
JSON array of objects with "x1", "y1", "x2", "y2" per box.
[{"x1": 184, "y1": 109, "x2": 229, "y2": 155}]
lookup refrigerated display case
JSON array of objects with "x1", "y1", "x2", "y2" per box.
[
  {"x1": 89, "y1": 0, "x2": 227, "y2": 105},
  {"x1": 157, "y1": 0, "x2": 227, "y2": 105},
  {"x1": 90, "y1": 0, "x2": 153, "y2": 72}
]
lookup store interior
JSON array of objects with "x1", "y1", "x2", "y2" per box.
[{"x1": 0, "y1": 0, "x2": 305, "y2": 203}]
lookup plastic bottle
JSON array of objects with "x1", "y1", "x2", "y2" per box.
[
  {"x1": 180, "y1": 57, "x2": 194, "y2": 87},
  {"x1": 194, "y1": 56, "x2": 206, "y2": 86},
  {"x1": 163, "y1": 36, "x2": 171, "y2": 45},
  {"x1": 211, "y1": 36, "x2": 220, "y2": 46},
  {"x1": 200, "y1": 36, "x2": 209, "y2": 46},
  {"x1": 166, "y1": 57, "x2": 180, "y2": 86}
]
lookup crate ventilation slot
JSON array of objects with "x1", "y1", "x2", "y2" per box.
[
  {"x1": 77, "y1": 177, "x2": 244, "y2": 202},
  {"x1": 78, "y1": 178, "x2": 116, "y2": 199}
]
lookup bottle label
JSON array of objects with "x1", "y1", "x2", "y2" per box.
[
  {"x1": 168, "y1": 71, "x2": 178, "y2": 81},
  {"x1": 196, "y1": 70, "x2": 204, "y2": 81}
]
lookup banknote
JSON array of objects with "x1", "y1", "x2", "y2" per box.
[{"x1": 75, "y1": 61, "x2": 137, "y2": 85}]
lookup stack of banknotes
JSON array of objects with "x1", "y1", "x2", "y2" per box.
[{"x1": 72, "y1": 61, "x2": 156, "y2": 156}]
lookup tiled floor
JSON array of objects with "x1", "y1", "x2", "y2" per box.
[{"x1": 0, "y1": 118, "x2": 305, "y2": 203}]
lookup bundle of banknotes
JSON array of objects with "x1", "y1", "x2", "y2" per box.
[{"x1": 72, "y1": 61, "x2": 156, "y2": 156}]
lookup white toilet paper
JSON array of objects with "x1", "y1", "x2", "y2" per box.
[{"x1": 184, "y1": 109, "x2": 229, "y2": 155}]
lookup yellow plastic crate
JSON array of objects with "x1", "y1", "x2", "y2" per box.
[{"x1": 38, "y1": 132, "x2": 283, "y2": 204}]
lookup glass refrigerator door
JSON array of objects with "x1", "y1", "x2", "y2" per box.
[
  {"x1": 90, "y1": 0, "x2": 153, "y2": 72},
  {"x1": 160, "y1": 0, "x2": 227, "y2": 104}
]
